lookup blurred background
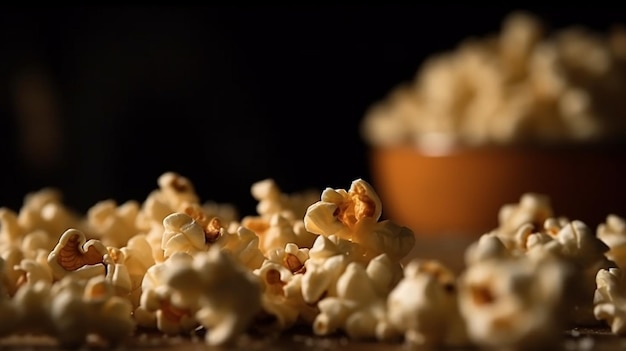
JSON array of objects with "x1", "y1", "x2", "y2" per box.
[{"x1": 0, "y1": 5, "x2": 623, "y2": 218}]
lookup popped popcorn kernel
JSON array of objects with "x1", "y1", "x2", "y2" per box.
[
  {"x1": 161, "y1": 212, "x2": 207, "y2": 259},
  {"x1": 47, "y1": 229, "x2": 108, "y2": 281},
  {"x1": 597, "y1": 214, "x2": 626, "y2": 269},
  {"x1": 594, "y1": 267, "x2": 626, "y2": 334},
  {"x1": 387, "y1": 259, "x2": 468, "y2": 347},
  {"x1": 304, "y1": 179, "x2": 415, "y2": 261},
  {"x1": 163, "y1": 246, "x2": 262, "y2": 346},
  {"x1": 458, "y1": 255, "x2": 572, "y2": 351}
]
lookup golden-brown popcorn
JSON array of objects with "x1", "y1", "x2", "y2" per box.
[
  {"x1": 47, "y1": 229, "x2": 109, "y2": 281},
  {"x1": 387, "y1": 259, "x2": 468, "y2": 348},
  {"x1": 304, "y1": 179, "x2": 415, "y2": 261},
  {"x1": 464, "y1": 232, "x2": 511, "y2": 266},
  {"x1": 458, "y1": 255, "x2": 572, "y2": 351},
  {"x1": 594, "y1": 267, "x2": 626, "y2": 334}
]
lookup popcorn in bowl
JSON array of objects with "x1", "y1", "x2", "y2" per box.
[{"x1": 360, "y1": 10, "x2": 626, "y2": 239}]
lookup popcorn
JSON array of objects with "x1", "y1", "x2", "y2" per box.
[
  {"x1": 163, "y1": 246, "x2": 262, "y2": 346},
  {"x1": 50, "y1": 275, "x2": 135, "y2": 347},
  {"x1": 254, "y1": 258, "x2": 315, "y2": 330},
  {"x1": 244, "y1": 213, "x2": 317, "y2": 256},
  {"x1": 160, "y1": 212, "x2": 207, "y2": 259},
  {"x1": 47, "y1": 229, "x2": 109, "y2": 281},
  {"x1": 458, "y1": 255, "x2": 572, "y2": 351},
  {"x1": 5, "y1": 171, "x2": 626, "y2": 347},
  {"x1": 214, "y1": 225, "x2": 265, "y2": 270},
  {"x1": 86, "y1": 199, "x2": 143, "y2": 248},
  {"x1": 387, "y1": 259, "x2": 468, "y2": 347},
  {"x1": 304, "y1": 178, "x2": 415, "y2": 261},
  {"x1": 594, "y1": 267, "x2": 626, "y2": 334},
  {"x1": 597, "y1": 214, "x2": 626, "y2": 269},
  {"x1": 313, "y1": 259, "x2": 396, "y2": 341},
  {"x1": 250, "y1": 178, "x2": 319, "y2": 220},
  {"x1": 360, "y1": 11, "x2": 626, "y2": 149},
  {"x1": 134, "y1": 252, "x2": 198, "y2": 335}
]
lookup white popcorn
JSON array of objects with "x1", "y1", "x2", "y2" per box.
[
  {"x1": 135, "y1": 252, "x2": 198, "y2": 334},
  {"x1": 214, "y1": 225, "x2": 265, "y2": 270},
  {"x1": 594, "y1": 267, "x2": 626, "y2": 334},
  {"x1": 0, "y1": 207, "x2": 22, "y2": 249},
  {"x1": 244, "y1": 213, "x2": 317, "y2": 255},
  {"x1": 304, "y1": 179, "x2": 415, "y2": 261},
  {"x1": 360, "y1": 11, "x2": 626, "y2": 149},
  {"x1": 14, "y1": 251, "x2": 54, "y2": 286},
  {"x1": 1, "y1": 246, "x2": 25, "y2": 296},
  {"x1": 50, "y1": 275, "x2": 135, "y2": 347},
  {"x1": 494, "y1": 193, "x2": 554, "y2": 243},
  {"x1": 387, "y1": 259, "x2": 468, "y2": 347},
  {"x1": 47, "y1": 229, "x2": 109, "y2": 281},
  {"x1": 11, "y1": 279, "x2": 55, "y2": 335},
  {"x1": 313, "y1": 260, "x2": 396, "y2": 341},
  {"x1": 250, "y1": 178, "x2": 319, "y2": 220},
  {"x1": 597, "y1": 214, "x2": 626, "y2": 269},
  {"x1": 301, "y1": 251, "x2": 350, "y2": 304},
  {"x1": 464, "y1": 232, "x2": 511, "y2": 266},
  {"x1": 254, "y1": 259, "x2": 315, "y2": 330},
  {"x1": 458, "y1": 255, "x2": 572, "y2": 350},
  {"x1": 86, "y1": 199, "x2": 142, "y2": 248},
  {"x1": 163, "y1": 246, "x2": 262, "y2": 346},
  {"x1": 118, "y1": 234, "x2": 155, "y2": 307},
  {"x1": 161, "y1": 212, "x2": 207, "y2": 259}
]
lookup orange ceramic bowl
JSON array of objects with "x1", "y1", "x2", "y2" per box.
[{"x1": 370, "y1": 143, "x2": 626, "y2": 240}]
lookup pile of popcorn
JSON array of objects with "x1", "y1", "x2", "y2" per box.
[
  {"x1": 1, "y1": 171, "x2": 626, "y2": 350},
  {"x1": 360, "y1": 11, "x2": 626, "y2": 152}
]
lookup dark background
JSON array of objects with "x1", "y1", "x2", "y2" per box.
[{"x1": 0, "y1": 5, "x2": 623, "y2": 217}]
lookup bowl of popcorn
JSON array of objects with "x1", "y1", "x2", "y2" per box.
[{"x1": 360, "y1": 11, "x2": 626, "y2": 240}]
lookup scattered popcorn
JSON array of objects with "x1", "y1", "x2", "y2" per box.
[
  {"x1": 304, "y1": 178, "x2": 415, "y2": 261},
  {"x1": 47, "y1": 229, "x2": 109, "y2": 281},
  {"x1": 458, "y1": 254, "x2": 572, "y2": 351},
  {"x1": 160, "y1": 212, "x2": 207, "y2": 259},
  {"x1": 86, "y1": 199, "x2": 143, "y2": 248},
  {"x1": 162, "y1": 246, "x2": 262, "y2": 346},
  {"x1": 313, "y1": 259, "x2": 396, "y2": 341},
  {"x1": 594, "y1": 267, "x2": 626, "y2": 334},
  {"x1": 597, "y1": 214, "x2": 626, "y2": 269},
  {"x1": 135, "y1": 252, "x2": 198, "y2": 335},
  {"x1": 387, "y1": 259, "x2": 468, "y2": 347},
  {"x1": 1, "y1": 170, "x2": 625, "y2": 348}
]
